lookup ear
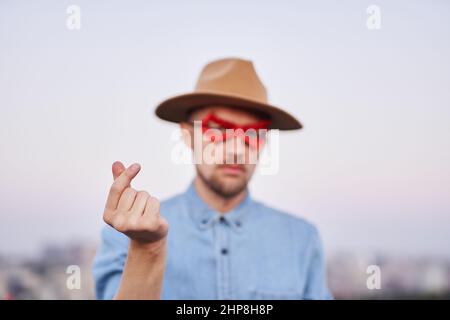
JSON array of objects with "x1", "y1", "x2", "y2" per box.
[{"x1": 180, "y1": 122, "x2": 193, "y2": 150}]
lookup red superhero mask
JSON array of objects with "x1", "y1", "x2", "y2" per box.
[{"x1": 198, "y1": 113, "x2": 271, "y2": 149}]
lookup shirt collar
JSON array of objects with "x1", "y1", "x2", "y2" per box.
[{"x1": 184, "y1": 181, "x2": 253, "y2": 233}]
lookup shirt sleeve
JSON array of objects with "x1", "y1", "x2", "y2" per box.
[
  {"x1": 92, "y1": 224, "x2": 129, "y2": 300},
  {"x1": 303, "y1": 227, "x2": 333, "y2": 300}
]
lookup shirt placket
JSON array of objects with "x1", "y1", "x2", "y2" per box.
[{"x1": 215, "y1": 216, "x2": 232, "y2": 299}]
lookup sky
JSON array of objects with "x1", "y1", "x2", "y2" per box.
[{"x1": 0, "y1": 0, "x2": 449, "y2": 259}]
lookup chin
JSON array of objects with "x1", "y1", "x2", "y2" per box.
[{"x1": 218, "y1": 177, "x2": 247, "y2": 194}]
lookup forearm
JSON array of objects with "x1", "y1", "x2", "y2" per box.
[{"x1": 114, "y1": 239, "x2": 167, "y2": 300}]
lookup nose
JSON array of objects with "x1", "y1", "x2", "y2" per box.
[{"x1": 224, "y1": 132, "x2": 246, "y2": 163}]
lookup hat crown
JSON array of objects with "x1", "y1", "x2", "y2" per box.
[{"x1": 194, "y1": 58, "x2": 268, "y2": 103}]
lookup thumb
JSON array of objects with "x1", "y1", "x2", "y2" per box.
[{"x1": 112, "y1": 161, "x2": 126, "y2": 180}]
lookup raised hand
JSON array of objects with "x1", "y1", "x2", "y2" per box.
[{"x1": 103, "y1": 161, "x2": 168, "y2": 245}]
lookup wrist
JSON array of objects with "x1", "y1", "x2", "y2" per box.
[{"x1": 129, "y1": 237, "x2": 167, "y2": 256}]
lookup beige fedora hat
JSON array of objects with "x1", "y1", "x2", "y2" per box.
[{"x1": 155, "y1": 58, "x2": 302, "y2": 130}]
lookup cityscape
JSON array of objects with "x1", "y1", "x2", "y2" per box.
[{"x1": 1, "y1": 242, "x2": 449, "y2": 300}]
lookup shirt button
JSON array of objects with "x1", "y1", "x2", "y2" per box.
[
  {"x1": 219, "y1": 216, "x2": 226, "y2": 223},
  {"x1": 236, "y1": 221, "x2": 241, "y2": 227},
  {"x1": 201, "y1": 219, "x2": 208, "y2": 224},
  {"x1": 221, "y1": 248, "x2": 228, "y2": 255}
]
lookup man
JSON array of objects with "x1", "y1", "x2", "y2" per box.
[{"x1": 93, "y1": 58, "x2": 332, "y2": 300}]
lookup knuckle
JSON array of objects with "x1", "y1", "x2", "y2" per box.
[
  {"x1": 147, "y1": 196, "x2": 160, "y2": 212},
  {"x1": 124, "y1": 187, "x2": 135, "y2": 194},
  {"x1": 110, "y1": 183, "x2": 121, "y2": 194},
  {"x1": 102, "y1": 210, "x2": 113, "y2": 224},
  {"x1": 112, "y1": 215, "x2": 127, "y2": 232},
  {"x1": 138, "y1": 190, "x2": 150, "y2": 198}
]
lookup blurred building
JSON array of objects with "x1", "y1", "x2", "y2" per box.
[
  {"x1": 1, "y1": 244, "x2": 449, "y2": 299},
  {"x1": 0, "y1": 243, "x2": 96, "y2": 300},
  {"x1": 327, "y1": 252, "x2": 450, "y2": 299}
]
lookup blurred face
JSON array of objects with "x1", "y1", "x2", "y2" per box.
[{"x1": 181, "y1": 106, "x2": 269, "y2": 198}]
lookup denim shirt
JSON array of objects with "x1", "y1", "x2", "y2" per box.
[{"x1": 93, "y1": 182, "x2": 332, "y2": 300}]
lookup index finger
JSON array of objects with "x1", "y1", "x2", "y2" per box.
[{"x1": 105, "y1": 163, "x2": 141, "y2": 210}]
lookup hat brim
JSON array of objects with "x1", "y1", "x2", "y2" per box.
[{"x1": 154, "y1": 92, "x2": 302, "y2": 130}]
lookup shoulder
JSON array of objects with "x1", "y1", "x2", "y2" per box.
[
  {"x1": 160, "y1": 191, "x2": 186, "y2": 208},
  {"x1": 159, "y1": 191, "x2": 187, "y2": 215},
  {"x1": 252, "y1": 200, "x2": 320, "y2": 241},
  {"x1": 158, "y1": 190, "x2": 193, "y2": 225}
]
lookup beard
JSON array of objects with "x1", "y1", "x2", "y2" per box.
[{"x1": 196, "y1": 167, "x2": 248, "y2": 199}]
